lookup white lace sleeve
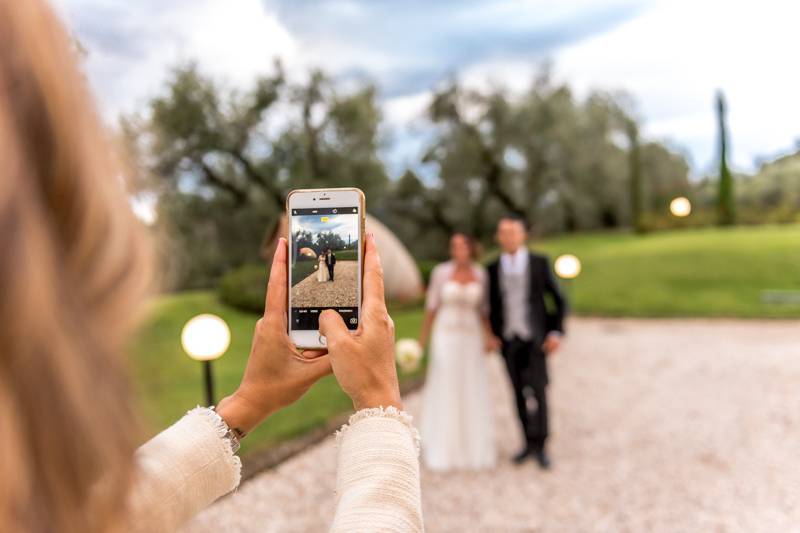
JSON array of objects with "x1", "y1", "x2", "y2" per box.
[
  {"x1": 425, "y1": 262, "x2": 453, "y2": 312},
  {"x1": 331, "y1": 407, "x2": 424, "y2": 532}
]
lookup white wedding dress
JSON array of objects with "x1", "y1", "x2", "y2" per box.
[
  {"x1": 420, "y1": 263, "x2": 496, "y2": 471},
  {"x1": 316, "y1": 255, "x2": 329, "y2": 282}
]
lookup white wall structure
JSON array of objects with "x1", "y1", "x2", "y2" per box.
[{"x1": 365, "y1": 215, "x2": 423, "y2": 302}]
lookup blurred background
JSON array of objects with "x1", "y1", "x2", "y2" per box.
[{"x1": 53, "y1": 0, "x2": 800, "y2": 529}]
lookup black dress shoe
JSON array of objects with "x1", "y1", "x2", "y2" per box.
[
  {"x1": 512, "y1": 448, "x2": 531, "y2": 465},
  {"x1": 533, "y1": 449, "x2": 551, "y2": 470}
]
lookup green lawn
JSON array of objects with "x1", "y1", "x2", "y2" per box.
[
  {"x1": 535, "y1": 224, "x2": 800, "y2": 318},
  {"x1": 129, "y1": 224, "x2": 800, "y2": 452},
  {"x1": 335, "y1": 249, "x2": 358, "y2": 261},
  {"x1": 129, "y1": 291, "x2": 424, "y2": 454},
  {"x1": 291, "y1": 259, "x2": 318, "y2": 287}
]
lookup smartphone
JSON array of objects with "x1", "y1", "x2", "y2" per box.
[{"x1": 286, "y1": 188, "x2": 365, "y2": 349}]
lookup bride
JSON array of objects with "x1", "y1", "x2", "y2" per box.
[
  {"x1": 418, "y1": 233, "x2": 498, "y2": 471},
  {"x1": 316, "y1": 252, "x2": 329, "y2": 282}
]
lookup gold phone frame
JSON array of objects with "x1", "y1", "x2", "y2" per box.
[{"x1": 285, "y1": 187, "x2": 366, "y2": 349}]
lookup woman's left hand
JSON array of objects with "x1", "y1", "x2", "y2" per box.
[{"x1": 216, "y1": 238, "x2": 332, "y2": 437}]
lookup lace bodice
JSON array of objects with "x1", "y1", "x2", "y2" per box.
[
  {"x1": 440, "y1": 280, "x2": 484, "y2": 309},
  {"x1": 425, "y1": 261, "x2": 488, "y2": 315},
  {"x1": 432, "y1": 280, "x2": 485, "y2": 334}
]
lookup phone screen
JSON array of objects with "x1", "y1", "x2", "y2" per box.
[{"x1": 290, "y1": 206, "x2": 360, "y2": 331}]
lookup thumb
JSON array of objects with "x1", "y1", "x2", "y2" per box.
[{"x1": 319, "y1": 310, "x2": 349, "y2": 346}]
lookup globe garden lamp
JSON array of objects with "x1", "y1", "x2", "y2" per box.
[
  {"x1": 554, "y1": 254, "x2": 581, "y2": 280},
  {"x1": 554, "y1": 253, "x2": 581, "y2": 303},
  {"x1": 669, "y1": 196, "x2": 692, "y2": 218},
  {"x1": 181, "y1": 314, "x2": 231, "y2": 406}
]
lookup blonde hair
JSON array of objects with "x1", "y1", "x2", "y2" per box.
[{"x1": 0, "y1": 1, "x2": 153, "y2": 531}]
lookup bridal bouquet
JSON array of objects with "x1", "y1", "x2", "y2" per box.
[{"x1": 395, "y1": 338, "x2": 423, "y2": 373}]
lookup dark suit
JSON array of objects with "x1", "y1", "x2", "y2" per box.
[
  {"x1": 487, "y1": 252, "x2": 567, "y2": 450},
  {"x1": 325, "y1": 252, "x2": 337, "y2": 281}
]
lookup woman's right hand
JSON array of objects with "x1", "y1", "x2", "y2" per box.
[
  {"x1": 216, "y1": 238, "x2": 331, "y2": 437},
  {"x1": 319, "y1": 234, "x2": 402, "y2": 411}
]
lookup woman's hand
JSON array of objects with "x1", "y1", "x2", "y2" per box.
[
  {"x1": 319, "y1": 234, "x2": 402, "y2": 411},
  {"x1": 217, "y1": 238, "x2": 331, "y2": 437},
  {"x1": 484, "y1": 333, "x2": 501, "y2": 354}
]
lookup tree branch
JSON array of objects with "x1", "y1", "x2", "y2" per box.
[
  {"x1": 390, "y1": 194, "x2": 456, "y2": 236},
  {"x1": 228, "y1": 149, "x2": 284, "y2": 209},
  {"x1": 464, "y1": 122, "x2": 528, "y2": 219},
  {"x1": 199, "y1": 161, "x2": 247, "y2": 206}
]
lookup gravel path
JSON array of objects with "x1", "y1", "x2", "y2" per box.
[
  {"x1": 291, "y1": 261, "x2": 358, "y2": 307},
  {"x1": 182, "y1": 318, "x2": 800, "y2": 532}
]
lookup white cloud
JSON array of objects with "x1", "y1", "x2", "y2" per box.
[
  {"x1": 554, "y1": 0, "x2": 800, "y2": 173},
  {"x1": 52, "y1": 0, "x2": 800, "y2": 176},
  {"x1": 53, "y1": 0, "x2": 297, "y2": 119}
]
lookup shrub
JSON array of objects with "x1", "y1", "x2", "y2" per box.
[
  {"x1": 417, "y1": 260, "x2": 438, "y2": 287},
  {"x1": 218, "y1": 264, "x2": 268, "y2": 314}
]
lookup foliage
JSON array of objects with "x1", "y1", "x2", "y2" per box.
[
  {"x1": 293, "y1": 230, "x2": 316, "y2": 255},
  {"x1": 640, "y1": 141, "x2": 692, "y2": 213},
  {"x1": 290, "y1": 260, "x2": 318, "y2": 287},
  {"x1": 134, "y1": 62, "x2": 389, "y2": 210},
  {"x1": 218, "y1": 264, "x2": 268, "y2": 314},
  {"x1": 382, "y1": 71, "x2": 690, "y2": 257},
  {"x1": 537, "y1": 224, "x2": 800, "y2": 318},
  {"x1": 716, "y1": 91, "x2": 736, "y2": 225},
  {"x1": 153, "y1": 192, "x2": 271, "y2": 289},
  {"x1": 126, "y1": 62, "x2": 390, "y2": 287},
  {"x1": 626, "y1": 120, "x2": 645, "y2": 233},
  {"x1": 128, "y1": 60, "x2": 777, "y2": 283},
  {"x1": 738, "y1": 151, "x2": 800, "y2": 218},
  {"x1": 417, "y1": 259, "x2": 439, "y2": 286},
  {"x1": 129, "y1": 292, "x2": 426, "y2": 456},
  {"x1": 315, "y1": 231, "x2": 347, "y2": 253}
]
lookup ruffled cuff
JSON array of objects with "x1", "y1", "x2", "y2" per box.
[
  {"x1": 336, "y1": 405, "x2": 421, "y2": 455},
  {"x1": 331, "y1": 406, "x2": 424, "y2": 531},
  {"x1": 187, "y1": 406, "x2": 243, "y2": 477},
  {"x1": 130, "y1": 407, "x2": 242, "y2": 532}
]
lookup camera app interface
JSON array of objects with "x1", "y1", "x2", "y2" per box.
[{"x1": 290, "y1": 207, "x2": 359, "y2": 330}]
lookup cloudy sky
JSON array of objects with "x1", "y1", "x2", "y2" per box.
[
  {"x1": 293, "y1": 213, "x2": 358, "y2": 242},
  {"x1": 53, "y1": 0, "x2": 800, "y2": 177}
]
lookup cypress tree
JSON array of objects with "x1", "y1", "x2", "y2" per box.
[{"x1": 716, "y1": 90, "x2": 735, "y2": 225}]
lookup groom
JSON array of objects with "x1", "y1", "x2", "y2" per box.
[
  {"x1": 487, "y1": 215, "x2": 567, "y2": 469},
  {"x1": 325, "y1": 249, "x2": 336, "y2": 282}
]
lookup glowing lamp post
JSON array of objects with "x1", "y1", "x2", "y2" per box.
[
  {"x1": 555, "y1": 254, "x2": 581, "y2": 280},
  {"x1": 669, "y1": 197, "x2": 692, "y2": 218},
  {"x1": 181, "y1": 314, "x2": 231, "y2": 406},
  {"x1": 554, "y1": 254, "x2": 581, "y2": 303}
]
